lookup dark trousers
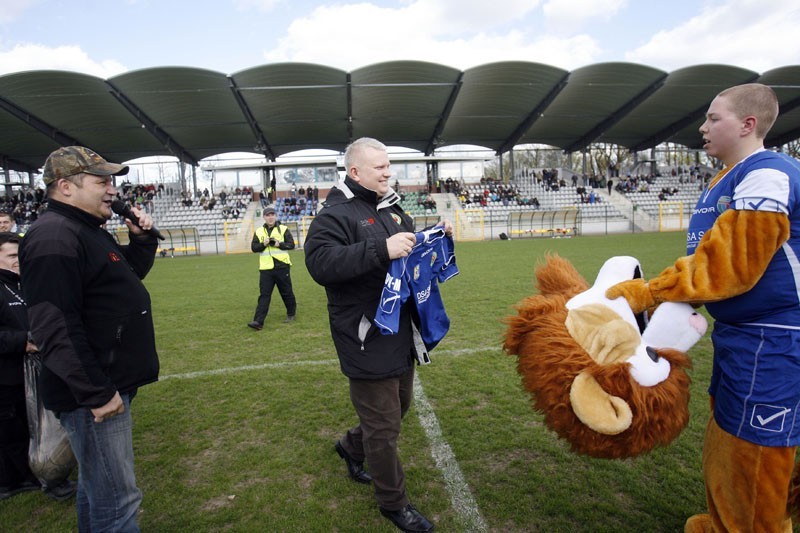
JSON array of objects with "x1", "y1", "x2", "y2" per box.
[
  {"x1": 0, "y1": 384, "x2": 35, "y2": 488},
  {"x1": 341, "y1": 367, "x2": 414, "y2": 510},
  {"x1": 252, "y1": 267, "x2": 296, "y2": 324}
]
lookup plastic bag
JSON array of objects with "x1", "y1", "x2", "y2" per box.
[{"x1": 24, "y1": 352, "x2": 76, "y2": 487}]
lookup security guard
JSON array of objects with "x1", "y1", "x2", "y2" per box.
[{"x1": 248, "y1": 205, "x2": 296, "y2": 330}]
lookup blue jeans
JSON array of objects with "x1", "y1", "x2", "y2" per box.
[{"x1": 59, "y1": 393, "x2": 141, "y2": 533}]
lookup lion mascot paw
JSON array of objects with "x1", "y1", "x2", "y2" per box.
[{"x1": 503, "y1": 254, "x2": 707, "y2": 459}]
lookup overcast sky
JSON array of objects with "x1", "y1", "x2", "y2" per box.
[{"x1": 0, "y1": 0, "x2": 797, "y2": 78}]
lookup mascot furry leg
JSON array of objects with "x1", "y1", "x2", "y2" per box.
[{"x1": 685, "y1": 412, "x2": 797, "y2": 533}]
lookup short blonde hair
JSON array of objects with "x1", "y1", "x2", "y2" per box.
[
  {"x1": 718, "y1": 83, "x2": 779, "y2": 138},
  {"x1": 344, "y1": 138, "x2": 387, "y2": 175}
]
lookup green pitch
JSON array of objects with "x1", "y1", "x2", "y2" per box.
[{"x1": 5, "y1": 231, "x2": 719, "y2": 532}]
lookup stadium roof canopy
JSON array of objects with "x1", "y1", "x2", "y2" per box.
[{"x1": 1, "y1": 60, "x2": 799, "y2": 173}]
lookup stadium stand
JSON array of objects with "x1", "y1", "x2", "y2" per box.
[
  {"x1": 621, "y1": 168, "x2": 709, "y2": 218},
  {"x1": 105, "y1": 187, "x2": 252, "y2": 239},
  {"x1": 456, "y1": 169, "x2": 627, "y2": 222}
]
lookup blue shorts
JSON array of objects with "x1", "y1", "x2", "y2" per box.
[{"x1": 710, "y1": 322, "x2": 800, "y2": 447}]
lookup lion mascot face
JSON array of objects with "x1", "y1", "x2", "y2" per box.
[{"x1": 503, "y1": 254, "x2": 707, "y2": 459}]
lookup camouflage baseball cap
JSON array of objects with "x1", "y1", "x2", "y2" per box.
[{"x1": 42, "y1": 146, "x2": 129, "y2": 185}]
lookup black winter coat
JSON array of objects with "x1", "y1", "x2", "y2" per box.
[
  {"x1": 304, "y1": 177, "x2": 416, "y2": 379},
  {"x1": 19, "y1": 200, "x2": 160, "y2": 412},
  {"x1": 0, "y1": 268, "x2": 29, "y2": 386}
]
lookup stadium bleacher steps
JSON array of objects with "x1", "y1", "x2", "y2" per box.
[
  {"x1": 234, "y1": 201, "x2": 259, "y2": 249},
  {"x1": 430, "y1": 193, "x2": 456, "y2": 222},
  {"x1": 596, "y1": 188, "x2": 657, "y2": 232}
]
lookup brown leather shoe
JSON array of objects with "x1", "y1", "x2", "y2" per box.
[{"x1": 334, "y1": 441, "x2": 371, "y2": 484}]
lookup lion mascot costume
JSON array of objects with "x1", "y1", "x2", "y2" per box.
[
  {"x1": 505, "y1": 252, "x2": 800, "y2": 530},
  {"x1": 503, "y1": 255, "x2": 706, "y2": 459}
]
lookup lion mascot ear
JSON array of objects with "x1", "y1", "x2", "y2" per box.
[
  {"x1": 570, "y1": 371, "x2": 632, "y2": 435},
  {"x1": 503, "y1": 254, "x2": 706, "y2": 459}
]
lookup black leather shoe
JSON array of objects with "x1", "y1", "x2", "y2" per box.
[
  {"x1": 335, "y1": 441, "x2": 371, "y2": 484},
  {"x1": 379, "y1": 503, "x2": 435, "y2": 532},
  {"x1": 247, "y1": 321, "x2": 263, "y2": 331},
  {"x1": 0, "y1": 479, "x2": 40, "y2": 501}
]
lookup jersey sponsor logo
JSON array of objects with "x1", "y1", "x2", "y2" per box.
[
  {"x1": 750, "y1": 404, "x2": 791, "y2": 433},
  {"x1": 108, "y1": 252, "x2": 122, "y2": 262},
  {"x1": 686, "y1": 230, "x2": 705, "y2": 244},
  {"x1": 693, "y1": 206, "x2": 717, "y2": 215},
  {"x1": 360, "y1": 217, "x2": 375, "y2": 226},
  {"x1": 384, "y1": 272, "x2": 401, "y2": 291},
  {"x1": 416, "y1": 282, "x2": 431, "y2": 304}
]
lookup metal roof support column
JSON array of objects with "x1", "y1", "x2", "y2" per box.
[
  {"x1": 0, "y1": 95, "x2": 81, "y2": 149},
  {"x1": 651, "y1": 148, "x2": 656, "y2": 175},
  {"x1": 228, "y1": 76, "x2": 275, "y2": 160},
  {"x1": 346, "y1": 73, "x2": 353, "y2": 143},
  {"x1": 178, "y1": 160, "x2": 186, "y2": 193},
  {"x1": 508, "y1": 149, "x2": 514, "y2": 183},
  {"x1": 499, "y1": 153, "x2": 503, "y2": 182},
  {"x1": 2, "y1": 161, "x2": 9, "y2": 197},
  {"x1": 425, "y1": 72, "x2": 463, "y2": 156},
  {"x1": 497, "y1": 73, "x2": 570, "y2": 155},
  {"x1": 564, "y1": 74, "x2": 668, "y2": 154},
  {"x1": 582, "y1": 147, "x2": 588, "y2": 175},
  {"x1": 105, "y1": 80, "x2": 198, "y2": 167}
]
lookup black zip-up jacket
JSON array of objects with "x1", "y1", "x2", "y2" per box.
[
  {"x1": 0, "y1": 268, "x2": 29, "y2": 386},
  {"x1": 19, "y1": 200, "x2": 160, "y2": 412},
  {"x1": 304, "y1": 177, "x2": 416, "y2": 379}
]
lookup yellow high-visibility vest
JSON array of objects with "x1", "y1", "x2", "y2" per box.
[{"x1": 255, "y1": 224, "x2": 292, "y2": 270}]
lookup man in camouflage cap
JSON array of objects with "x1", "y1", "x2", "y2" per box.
[{"x1": 20, "y1": 146, "x2": 158, "y2": 532}]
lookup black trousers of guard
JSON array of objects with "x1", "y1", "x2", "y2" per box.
[
  {"x1": 0, "y1": 384, "x2": 35, "y2": 488},
  {"x1": 341, "y1": 366, "x2": 415, "y2": 510},
  {"x1": 252, "y1": 266, "x2": 296, "y2": 324}
]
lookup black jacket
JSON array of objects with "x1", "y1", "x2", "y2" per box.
[
  {"x1": 304, "y1": 177, "x2": 416, "y2": 379},
  {"x1": 19, "y1": 200, "x2": 160, "y2": 412},
  {"x1": 0, "y1": 268, "x2": 29, "y2": 386}
]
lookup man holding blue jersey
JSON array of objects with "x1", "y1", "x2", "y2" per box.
[{"x1": 305, "y1": 138, "x2": 451, "y2": 532}]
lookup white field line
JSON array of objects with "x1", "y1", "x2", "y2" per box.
[
  {"x1": 159, "y1": 345, "x2": 495, "y2": 381},
  {"x1": 159, "y1": 358, "x2": 336, "y2": 380},
  {"x1": 413, "y1": 372, "x2": 489, "y2": 532},
  {"x1": 158, "y1": 345, "x2": 494, "y2": 531}
]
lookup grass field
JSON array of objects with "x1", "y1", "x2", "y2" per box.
[{"x1": 2, "y1": 231, "x2": 722, "y2": 532}]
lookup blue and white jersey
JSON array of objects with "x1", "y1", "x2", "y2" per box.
[
  {"x1": 687, "y1": 149, "x2": 800, "y2": 447},
  {"x1": 374, "y1": 225, "x2": 459, "y2": 351},
  {"x1": 687, "y1": 149, "x2": 800, "y2": 327}
]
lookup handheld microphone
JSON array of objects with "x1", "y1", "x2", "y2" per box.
[{"x1": 111, "y1": 200, "x2": 165, "y2": 240}]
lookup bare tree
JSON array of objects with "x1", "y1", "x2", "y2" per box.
[{"x1": 783, "y1": 140, "x2": 800, "y2": 160}]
